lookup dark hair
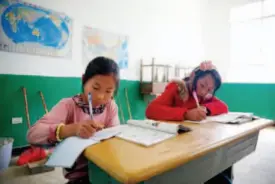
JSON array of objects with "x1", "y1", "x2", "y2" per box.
[
  {"x1": 185, "y1": 67, "x2": 222, "y2": 95},
  {"x1": 82, "y1": 56, "x2": 120, "y2": 95}
]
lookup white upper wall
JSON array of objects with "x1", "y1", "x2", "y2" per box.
[
  {"x1": 0, "y1": 0, "x2": 205, "y2": 80},
  {"x1": 201, "y1": 0, "x2": 275, "y2": 83}
]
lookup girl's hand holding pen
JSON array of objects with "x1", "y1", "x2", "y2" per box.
[
  {"x1": 184, "y1": 108, "x2": 207, "y2": 121},
  {"x1": 75, "y1": 120, "x2": 104, "y2": 138},
  {"x1": 189, "y1": 90, "x2": 207, "y2": 120},
  {"x1": 59, "y1": 120, "x2": 104, "y2": 139},
  {"x1": 75, "y1": 121, "x2": 96, "y2": 138}
]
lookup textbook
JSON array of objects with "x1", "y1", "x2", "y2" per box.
[
  {"x1": 116, "y1": 119, "x2": 191, "y2": 147},
  {"x1": 187, "y1": 112, "x2": 257, "y2": 124}
]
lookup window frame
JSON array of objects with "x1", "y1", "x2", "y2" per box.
[{"x1": 229, "y1": 0, "x2": 275, "y2": 66}]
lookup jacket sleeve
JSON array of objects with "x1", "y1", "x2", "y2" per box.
[
  {"x1": 27, "y1": 99, "x2": 70, "y2": 145},
  {"x1": 145, "y1": 82, "x2": 188, "y2": 121},
  {"x1": 202, "y1": 97, "x2": 228, "y2": 116}
]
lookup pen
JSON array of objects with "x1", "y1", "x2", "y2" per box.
[
  {"x1": 192, "y1": 91, "x2": 200, "y2": 108},
  {"x1": 192, "y1": 91, "x2": 207, "y2": 113},
  {"x1": 88, "y1": 92, "x2": 94, "y2": 120}
]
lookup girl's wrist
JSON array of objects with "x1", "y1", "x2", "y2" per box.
[{"x1": 59, "y1": 124, "x2": 76, "y2": 139}]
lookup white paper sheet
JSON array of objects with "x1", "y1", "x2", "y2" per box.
[
  {"x1": 116, "y1": 124, "x2": 175, "y2": 147},
  {"x1": 127, "y1": 119, "x2": 179, "y2": 134},
  {"x1": 92, "y1": 126, "x2": 121, "y2": 141},
  {"x1": 45, "y1": 137, "x2": 99, "y2": 168},
  {"x1": 186, "y1": 120, "x2": 207, "y2": 124},
  {"x1": 45, "y1": 126, "x2": 121, "y2": 168},
  {"x1": 186, "y1": 112, "x2": 254, "y2": 124}
]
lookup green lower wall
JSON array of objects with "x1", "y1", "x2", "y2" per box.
[
  {"x1": 0, "y1": 74, "x2": 152, "y2": 148},
  {"x1": 216, "y1": 83, "x2": 275, "y2": 120},
  {"x1": 1, "y1": 74, "x2": 274, "y2": 148}
]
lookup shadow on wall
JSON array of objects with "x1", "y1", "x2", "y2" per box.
[{"x1": 0, "y1": 74, "x2": 150, "y2": 148}]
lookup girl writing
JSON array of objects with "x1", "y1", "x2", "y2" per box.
[
  {"x1": 146, "y1": 61, "x2": 228, "y2": 121},
  {"x1": 27, "y1": 57, "x2": 120, "y2": 184},
  {"x1": 145, "y1": 61, "x2": 232, "y2": 184}
]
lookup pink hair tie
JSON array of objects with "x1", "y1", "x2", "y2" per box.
[{"x1": 199, "y1": 60, "x2": 216, "y2": 71}]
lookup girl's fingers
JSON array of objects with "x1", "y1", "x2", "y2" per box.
[
  {"x1": 78, "y1": 129, "x2": 88, "y2": 138},
  {"x1": 87, "y1": 120, "x2": 104, "y2": 130},
  {"x1": 79, "y1": 126, "x2": 95, "y2": 138},
  {"x1": 83, "y1": 123, "x2": 96, "y2": 134},
  {"x1": 197, "y1": 109, "x2": 207, "y2": 119},
  {"x1": 199, "y1": 106, "x2": 207, "y2": 113},
  {"x1": 76, "y1": 121, "x2": 104, "y2": 139}
]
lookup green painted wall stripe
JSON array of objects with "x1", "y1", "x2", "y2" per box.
[
  {"x1": 1, "y1": 74, "x2": 274, "y2": 148},
  {"x1": 0, "y1": 74, "x2": 152, "y2": 147},
  {"x1": 216, "y1": 83, "x2": 275, "y2": 120}
]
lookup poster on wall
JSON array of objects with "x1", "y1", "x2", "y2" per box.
[
  {"x1": 83, "y1": 26, "x2": 128, "y2": 69},
  {"x1": 0, "y1": 0, "x2": 72, "y2": 58}
]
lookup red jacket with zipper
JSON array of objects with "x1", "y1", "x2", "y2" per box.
[{"x1": 145, "y1": 81, "x2": 228, "y2": 121}]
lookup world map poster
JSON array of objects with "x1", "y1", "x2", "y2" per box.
[
  {"x1": 83, "y1": 26, "x2": 128, "y2": 69},
  {"x1": 0, "y1": 0, "x2": 72, "y2": 58}
]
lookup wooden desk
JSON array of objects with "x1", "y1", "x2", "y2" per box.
[{"x1": 84, "y1": 118, "x2": 274, "y2": 184}]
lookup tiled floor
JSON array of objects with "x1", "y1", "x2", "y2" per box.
[{"x1": 1, "y1": 127, "x2": 274, "y2": 184}]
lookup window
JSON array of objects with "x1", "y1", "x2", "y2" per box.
[{"x1": 229, "y1": 0, "x2": 275, "y2": 66}]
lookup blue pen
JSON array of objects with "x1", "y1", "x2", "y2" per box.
[{"x1": 88, "y1": 93, "x2": 94, "y2": 120}]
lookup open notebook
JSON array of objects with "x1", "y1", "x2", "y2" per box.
[
  {"x1": 187, "y1": 112, "x2": 257, "y2": 124},
  {"x1": 45, "y1": 126, "x2": 121, "y2": 168},
  {"x1": 117, "y1": 119, "x2": 191, "y2": 147},
  {"x1": 45, "y1": 120, "x2": 191, "y2": 168}
]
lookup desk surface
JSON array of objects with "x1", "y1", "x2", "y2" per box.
[{"x1": 84, "y1": 118, "x2": 274, "y2": 184}]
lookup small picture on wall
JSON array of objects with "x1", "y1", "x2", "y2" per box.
[
  {"x1": 82, "y1": 26, "x2": 129, "y2": 69},
  {"x1": 0, "y1": 0, "x2": 72, "y2": 58}
]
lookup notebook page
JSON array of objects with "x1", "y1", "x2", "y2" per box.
[
  {"x1": 127, "y1": 119, "x2": 179, "y2": 134},
  {"x1": 203, "y1": 112, "x2": 254, "y2": 123},
  {"x1": 91, "y1": 126, "x2": 121, "y2": 141},
  {"x1": 187, "y1": 112, "x2": 254, "y2": 124},
  {"x1": 45, "y1": 126, "x2": 121, "y2": 168},
  {"x1": 116, "y1": 124, "x2": 175, "y2": 147},
  {"x1": 45, "y1": 137, "x2": 99, "y2": 168},
  {"x1": 185, "y1": 120, "x2": 207, "y2": 124}
]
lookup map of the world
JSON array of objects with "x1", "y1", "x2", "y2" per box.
[
  {"x1": 0, "y1": 0, "x2": 72, "y2": 57},
  {"x1": 83, "y1": 27, "x2": 128, "y2": 69}
]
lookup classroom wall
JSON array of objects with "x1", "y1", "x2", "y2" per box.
[
  {"x1": 0, "y1": 0, "x2": 205, "y2": 80},
  {"x1": 1, "y1": 0, "x2": 275, "y2": 148},
  {"x1": 200, "y1": 0, "x2": 275, "y2": 120},
  {"x1": 200, "y1": 0, "x2": 275, "y2": 83},
  {"x1": 0, "y1": 0, "x2": 206, "y2": 147}
]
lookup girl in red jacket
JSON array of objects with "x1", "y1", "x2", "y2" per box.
[
  {"x1": 146, "y1": 61, "x2": 232, "y2": 184},
  {"x1": 146, "y1": 61, "x2": 228, "y2": 121}
]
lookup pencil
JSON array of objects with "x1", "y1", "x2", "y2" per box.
[
  {"x1": 192, "y1": 91, "x2": 207, "y2": 113},
  {"x1": 192, "y1": 91, "x2": 200, "y2": 108}
]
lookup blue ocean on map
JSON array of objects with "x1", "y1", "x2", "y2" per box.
[
  {"x1": 1, "y1": 2, "x2": 71, "y2": 49},
  {"x1": 118, "y1": 40, "x2": 128, "y2": 68}
]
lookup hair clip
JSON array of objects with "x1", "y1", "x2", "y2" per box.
[{"x1": 199, "y1": 60, "x2": 217, "y2": 71}]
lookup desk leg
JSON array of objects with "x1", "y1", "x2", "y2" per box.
[{"x1": 88, "y1": 162, "x2": 145, "y2": 184}]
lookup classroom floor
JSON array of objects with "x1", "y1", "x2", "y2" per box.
[{"x1": 1, "y1": 127, "x2": 275, "y2": 184}]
